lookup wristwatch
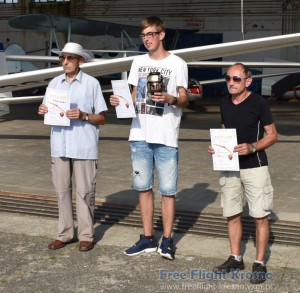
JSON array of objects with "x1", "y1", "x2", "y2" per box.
[
  {"x1": 170, "y1": 96, "x2": 178, "y2": 106},
  {"x1": 250, "y1": 144, "x2": 256, "y2": 154},
  {"x1": 82, "y1": 112, "x2": 89, "y2": 121}
]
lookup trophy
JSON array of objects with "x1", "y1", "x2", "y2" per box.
[{"x1": 147, "y1": 72, "x2": 163, "y2": 95}]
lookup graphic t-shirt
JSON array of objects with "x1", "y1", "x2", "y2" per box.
[{"x1": 127, "y1": 53, "x2": 188, "y2": 147}]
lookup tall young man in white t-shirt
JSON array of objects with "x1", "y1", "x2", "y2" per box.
[{"x1": 110, "y1": 16, "x2": 188, "y2": 260}]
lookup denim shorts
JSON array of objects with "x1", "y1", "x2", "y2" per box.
[
  {"x1": 130, "y1": 141, "x2": 178, "y2": 196},
  {"x1": 219, "y1": 166, "x2": 274, "y2": 218}
]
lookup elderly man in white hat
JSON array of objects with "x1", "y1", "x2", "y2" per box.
[{"x1": 38, "y1": 42, "x2": 107, "y2": 252}]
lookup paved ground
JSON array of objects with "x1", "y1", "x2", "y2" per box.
[
  {"x1": 0, "y1": 97, "x2": 300, "y2": 292},
  {"x1": 0, "y1": 97, "x2": 299, "y2": 221},
  {"x1": 0, "y1": 212, "x2": 299, "y2": 293}
]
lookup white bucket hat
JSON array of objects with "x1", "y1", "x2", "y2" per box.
[{"x1": 52, "y1": 42, "x2": 94, "y2": 62}]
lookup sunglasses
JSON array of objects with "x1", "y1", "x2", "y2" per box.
[
  {"x1": 59, "y1": 55, "x2": 80, "y2": 62},
  {"x1": 140, "y1": 31, "x2": 161, "y2": 39},
  {"x1": 225, "y1": 75, "x2": 248, "y2": 83}
]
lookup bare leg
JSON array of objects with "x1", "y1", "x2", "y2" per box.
[
  {"x1": 254, "y1": 216, "x2": 269, "y2": 261},
  {"x1": 227, "y1": 213, "x2": 243, "y2": 255},
  {"x1": 139, "y1": 189, "x2": 154, "y2": 236},
  {"x1": 161, "y1": 195, "x2": 175, "y2": 238}
]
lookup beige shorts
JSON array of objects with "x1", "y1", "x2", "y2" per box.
[{"x1": 219, "y1": 166, "x2": 274, "y2": 218}]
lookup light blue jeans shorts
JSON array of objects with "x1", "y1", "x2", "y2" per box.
[
  {"x1": 219, "y1": 166, "x2": 274, "y2": 218},
  {"x1": 130, "y1": 141, "x2": 178, "y2": 196}
]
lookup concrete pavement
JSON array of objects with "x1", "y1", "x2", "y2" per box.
[
  {"x1": 0, "y1": 97, "x2": 299, "y2": 221},
  {"x1": 0, "y1": 212, "x2": 299, "y2": 293}
]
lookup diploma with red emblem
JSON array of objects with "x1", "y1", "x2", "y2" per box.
[
  {"x1": 111, "y1": 80, "x2": 136, "y2": 118},
  {"x1": 210, "y1": 128, "x2": 240, "y2": 171},
  {"x1": 44, "y1": 87, "x2": 70, "y2": 126}
]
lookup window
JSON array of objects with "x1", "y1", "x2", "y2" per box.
[
  {"x1": 33, "y1": 0, "x2": 70, "y2": 2},
  {"x1": 0, "y1": 0, "x2": 18, "y2": 3}
]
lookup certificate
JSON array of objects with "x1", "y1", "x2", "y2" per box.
[
  {"x1": 111, "y1": 80, "x2": 136, "y2": 118},
  {"x1": 210, "y1": 128, "x2": 240, "y2": 171},
  {"x1": 44, "y1": 87, "x2": 70, "y2": 126}
]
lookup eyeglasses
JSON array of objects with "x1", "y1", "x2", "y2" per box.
[
  {"x1": 225, "y1": 75, "x2": 247, "y2": 83},
  {"x1": 59, "y1": 55, "x2": 80, "y2": 62},
  {"x1": 140, "y1": 31, "x2": 161, "y2": 39}
]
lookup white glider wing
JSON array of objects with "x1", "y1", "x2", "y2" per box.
[{"x1": 2, "y1": 32, "x2": 300, "y2": 98}]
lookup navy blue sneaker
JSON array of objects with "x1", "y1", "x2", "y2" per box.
[
  {"x1": 158, "y1": 237, "x2": 175, "y2": 260},
  {"x1": 124, "y1": 234, "x2": 157, "y2": 256}
]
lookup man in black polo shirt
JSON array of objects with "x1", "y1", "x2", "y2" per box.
[{"x1": 209, "y1": 63, "x2": 278, "y2": 284}]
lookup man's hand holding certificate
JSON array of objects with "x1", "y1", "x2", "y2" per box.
[
  {"x1": 210, "y1": 128, "x2": 240, "y2": 171},
  {"x1": 44, "y1": 88, "x2": 70, "y2": 126},
  {"x1": 111, "y1": 80, "x2": 136, "y2": 118}
]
